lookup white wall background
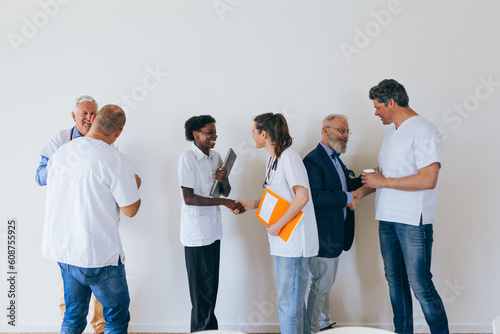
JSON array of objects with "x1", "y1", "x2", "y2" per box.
[{"x1": 1, "y1": 0, "x2": 499, "y2": 332}]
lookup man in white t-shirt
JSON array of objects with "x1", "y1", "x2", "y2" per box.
[
  {"x1": 355, "y1": 79, "x2": 449, "y2": 334},
  {"x1": 36, "y1": 95, "x2": 106, "y2": 334},
  {"x1": 43, "y1": 105, "x2": 141, "y2": 334}
]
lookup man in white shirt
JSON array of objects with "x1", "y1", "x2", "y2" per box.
[
  {"x1": 36, "y1": 95, "x2": 105, "y2": 334},
  {"x1": 43, "y1": 105, "x2": 141, "y2": 334},
  {"x1": 355, "y1": 79, "x2": 448, "y2": 334}
]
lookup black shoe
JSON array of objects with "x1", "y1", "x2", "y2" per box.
[{"x1": 320, "y1": 322, "x2": 337, "y2": 331}]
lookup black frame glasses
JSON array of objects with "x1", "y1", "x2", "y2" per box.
[{"x1": 325, "y1": 126, "x2": 351, "y2": 135}]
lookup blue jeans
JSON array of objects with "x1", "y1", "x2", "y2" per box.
[
  {"x1": 274, "y1": 256, "x2": 310, "y2": 334},
  {"x1": 59, "y1": 261, "x2": 130, "y2": 334},
  {"x1": 379, "y1": 221, "x2": 448, "y2": 334}
]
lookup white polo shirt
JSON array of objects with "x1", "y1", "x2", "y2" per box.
[
  {"x1": 178, "y1": 143, "x2": 223, "y2": 247},
  {"x1": 43, "y1": 137, "x2": 140, "y2": 268},
  {"x1": 265, "y1": 148, "x2": 319, "y2": 258},
  {"x1": 376, "y1": 116, "x2": 442, "y2": 225}
]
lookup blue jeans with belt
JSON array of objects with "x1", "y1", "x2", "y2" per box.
[
  {"x1": 58, "y1": 260, "x2": 130, "y2": 334},
  {"x1": 379, "y1": 220, "x2": 449, "y2": 334}
]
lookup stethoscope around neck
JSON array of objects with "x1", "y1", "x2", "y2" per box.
[{"x1": 262, "y1": 156, "x2": 278, "y2": 188}]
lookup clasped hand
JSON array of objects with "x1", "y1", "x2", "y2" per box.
[
  {"x1": 229, "y1": 199, "x2": 248, "y2": 215},
  {"x1": 347, "y1": 193, "x2": 360, "y2": 210},
  {"x1": 224, "y1": 199, "x2": 245, "y2": 214}
]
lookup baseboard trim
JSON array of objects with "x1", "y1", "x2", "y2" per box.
[{"x1": 0, "y1": 322, "x2": 493, "y2": 333}]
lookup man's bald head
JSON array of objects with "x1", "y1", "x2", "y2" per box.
[{"x1": 93, "y1": 105, "x2": 126, "y2": 136}]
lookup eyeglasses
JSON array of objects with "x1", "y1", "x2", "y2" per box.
[{"x1": 325, "y1": 126, "x2": 351, "y2": 135}]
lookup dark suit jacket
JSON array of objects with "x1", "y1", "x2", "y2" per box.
[{"x1": 303, "y1": 143, "x2": 362, "y2": 258}]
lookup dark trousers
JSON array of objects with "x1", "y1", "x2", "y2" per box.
[{"x1": 184, "y1": 240, "x2": 220, "y2": 332}]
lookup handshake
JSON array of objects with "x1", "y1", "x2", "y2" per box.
[
  {"x1": 221, "y1": 199, "x2": 247, "y2": 215},
  {"x1": 347, "y1": 191, "x2": 361, "y2": 211},
  {"x1": 347, "y1": 167, "x2": 381, "y2": 211}
]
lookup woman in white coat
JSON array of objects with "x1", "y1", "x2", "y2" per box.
[{"x1": 236, "y1": 113, "x2": 319, "y2": 334}]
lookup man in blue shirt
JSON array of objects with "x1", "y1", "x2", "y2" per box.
[
  {"x1": 36, "y1": 95, "x2": 97, "y2": 186},
  {"x1": 36, "y1": 95, "x2": 105, "y2": 334},
  {"x1": 303, "y1": 114, "x2": 362, "y2": 332}
]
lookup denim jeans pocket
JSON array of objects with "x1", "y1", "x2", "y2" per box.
[
  {"x1": 58, "y1": 262, "x2": 69, "y2": 272},
  {"x1": 77, "y1": 266, "x2": 108, "y2": 284}
]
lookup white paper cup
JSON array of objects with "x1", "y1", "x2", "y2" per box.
[{"x1": 363, "y1": 168, "x2": 376, "y2": 174}]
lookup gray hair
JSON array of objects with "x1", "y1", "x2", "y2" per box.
[
  {"x1": 94, "y1": 105, "x2": 126, "y2": 136},
  {"x1": 322, "y1": 114, "x2": 348, "y2": 129},
  {"x1": 369, "y1": 79, "x2": 409, "y2": 107},
  {"x1": 74, "y1": 95, "x2": 97, "y2": 112}
]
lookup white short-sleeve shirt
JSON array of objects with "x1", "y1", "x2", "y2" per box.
[
  {"x1": 177, "y1": 143, "x2": 223, "y2": 247},
  {"x1": 376, "y1": 116, "x2": 442, "y2": 225},
  {"x1": 265, "y1": 148, "x2": 319, "y2": 257},
  {"x1": 43, "y1": 137, "x2": 140, "y2": 268}
]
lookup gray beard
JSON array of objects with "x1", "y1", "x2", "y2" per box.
[{"x1": 328, "y1": 136, "x2": 347, "y2": 154}]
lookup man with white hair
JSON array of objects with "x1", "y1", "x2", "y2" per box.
[
  {"x1": 36, "y1": 95, "x2": 105, "y2": 334},
  {"x1": 303, "y1": 114, "x2": 362, "y2": 332},
  {"x1": 36, "y1": 95, "x2": 98, "y2": 186}
]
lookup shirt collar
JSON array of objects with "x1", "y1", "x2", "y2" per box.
[
  {"x1": 72, "y1": 126, "x2": 83, "y2": 139},
  {"x1": 191, "y1": 142, "x2": 214, "y2": 161},
  {"x1": 320, "y1": 142, "x2": 340, "y2": 159}
]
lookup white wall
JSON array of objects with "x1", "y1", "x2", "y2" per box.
[{"x1": 1, "y1": 0, "x2": 499, "y2": 332}]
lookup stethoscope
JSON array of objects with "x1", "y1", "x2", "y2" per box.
[{"x1": 262, "y1": 156, "x2": 278, "y2": 188}]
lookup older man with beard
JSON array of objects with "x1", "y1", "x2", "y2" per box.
[{"x1": 303, "y1": 114, "x2": 362, "y2": 333}]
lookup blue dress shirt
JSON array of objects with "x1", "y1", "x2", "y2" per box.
[
  {"x1": 319, "y1": 142, "x2": 353, "y2": 219},
  {"x1": 35, "y1": 126, "x2": 82, "y2": 186}
]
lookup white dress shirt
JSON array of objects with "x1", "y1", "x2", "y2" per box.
[{"x1": 178, "y1": 143, "x2": 223, "y2": 247}]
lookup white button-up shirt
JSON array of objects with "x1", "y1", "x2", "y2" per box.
[{"x1": 177, "y1": 143, "x2": 223, "y2": 247}]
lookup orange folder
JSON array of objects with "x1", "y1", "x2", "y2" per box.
[{"x1": 256, "y1": 188, "x2": 304, "y2": 242}]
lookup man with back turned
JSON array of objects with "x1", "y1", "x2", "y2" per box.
[{"x1": 43, "y1": 105, "x2": 141, "y2": 334}]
